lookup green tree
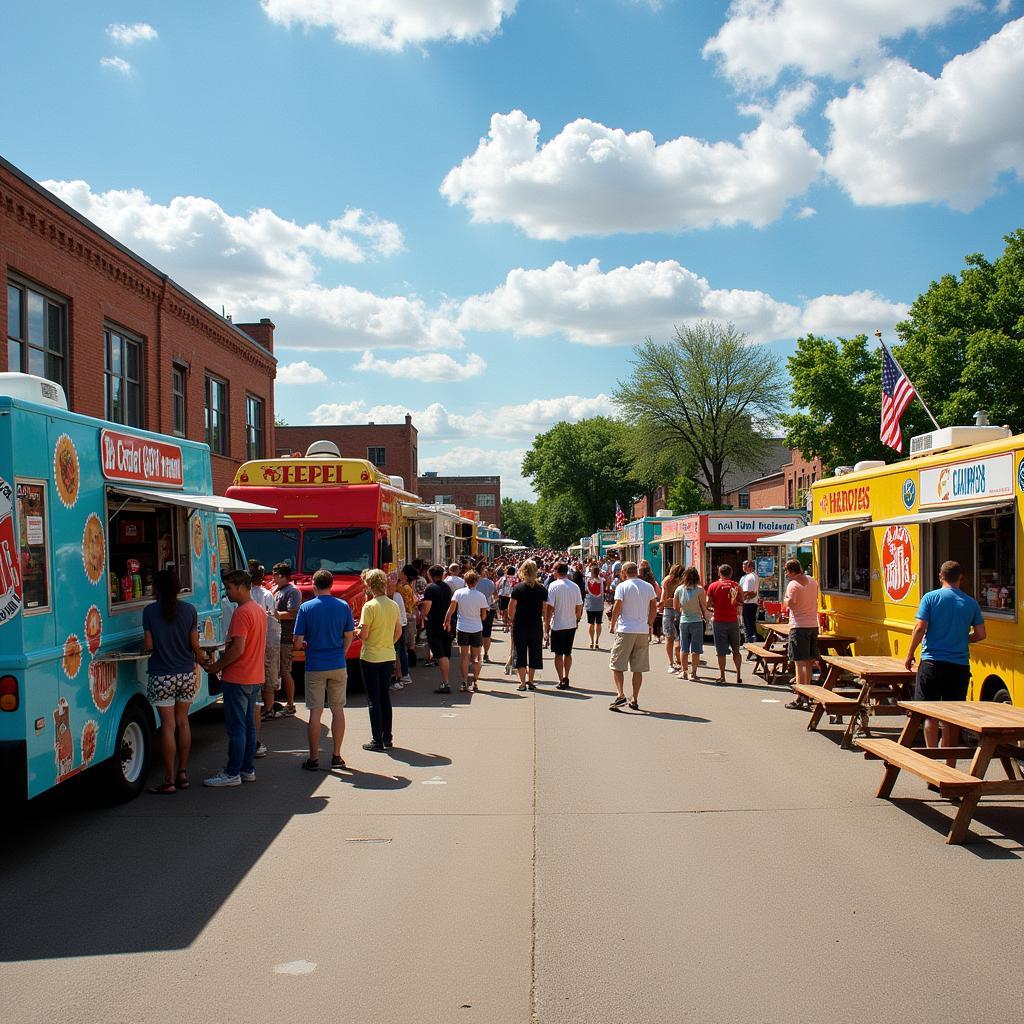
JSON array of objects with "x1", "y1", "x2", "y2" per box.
[
  {"x1": 274, "y1": 414, "x2": 289, "y2": 427},
  {"x1": 618, "y1": 420, "x2": 688, "y2": 512},
  {"x1": 500, "y1": 497, "x2": 537, "y2": 547},
  {"x1": 532, "y1": 495, "x2": 588, "y2": 550},
  {"x1": 613, "y1": 321, "x2": 785, "y2": 507},
  {"x1": 521, "y1": 417, "x2": 639, "y2": 533},
  {"x1": 666, "y1": 475, "x2": 708, "y2": 516}
]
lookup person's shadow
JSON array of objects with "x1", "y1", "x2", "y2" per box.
[{"x1": 384, "y1": 748, "x2": 452, "y2": 768}]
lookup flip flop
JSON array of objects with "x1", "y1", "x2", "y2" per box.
[
  {"x1": 175, "y1": 771, "x2": 190, "y2": 790},
  {"x1": 148, "y1": 782, "x2": 176, "y2": 795}
]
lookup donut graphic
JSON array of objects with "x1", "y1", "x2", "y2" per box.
[
  {"x1": 82, "y1": 514, "x2": 106, "y2": 584},
  {"x1": 210, "y1": 580, "x2": 219, "y2": 606},
  {"x1": 62, "y1": 633, "x2": 83, "y2": 679},
  {"x1": 207, "y1": 517, "x2": 215, "y2": 549},
  {"x1": 203, "y1": 618, "x2": 215, "y2": 641},
  {"x1": 81, "y1": 719, "x2": 98, "y2": 766},
  {"x1": 54, "y1": 434, "x2": 80, "y2": 509},
  {"x1": 209, "y1": 550, "x2": 217, "y2": 577},
  {"x1": 89, "y1": 659, "x2": 116, "y2": 713},
  {"x1": 192, "y1": 515, "x2": 204, "y2": 559},
  {"x1": 84, "y1": 606, "x2": 103, "y2": 655}
]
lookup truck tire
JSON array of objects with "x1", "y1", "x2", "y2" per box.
[{"x1": 102, "y1": 704, "x2": 151, "y2": 801}]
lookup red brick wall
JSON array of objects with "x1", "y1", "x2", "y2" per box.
[
  {"x1": 0, "y1": 160, "x2": 276, "y2": 495},
  {"x1": 276, "y1": 422, "x2": 418, "y2": 490},
  {"x1": 633, "y1": 485, "x2": 669, "y2": 519},
  {"x1": 417, "y1": 476, "x2": 501, "y2": 527},
  {"x1": 783, "y1": 449, "x2": 823, "y2": 508}
]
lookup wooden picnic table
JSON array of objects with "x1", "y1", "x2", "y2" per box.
[
  {"x1": 745, "y1": 623, "x2": 857, "y2": 683},
  {"x1": 857, "y1": 701, "x2": 1024, "y2": 844},
  {"x1": 796, "y1": 655, "x2": 915, "y2": 749}
]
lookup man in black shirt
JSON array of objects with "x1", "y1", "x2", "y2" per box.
[{"x1": 420, "y1": 564, "x2": 454, "y2": 694}]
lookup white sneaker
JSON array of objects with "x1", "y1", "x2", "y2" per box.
[
  {"x1": 240, "y1": 769, "x2": 256, "y2": 782},
  {"x1": 400, "y1": 675, "x2": 412, "y2": 684},
  {"x1": 390, "y1": 680, "x2": 404, "y2": 690},
  {"x1": 254, "y1": 742, "x2": 268, "y2": 758},
  {"x1": 666, "y1": 666, "x2": 677, "y2": 673},
  {"x1": 203, "y1": 771, "x2": 241, "y2": 787}
]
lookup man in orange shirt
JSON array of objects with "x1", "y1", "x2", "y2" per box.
[{"x1": 203, "y1": 570, "x2": 268, "y2": 787}]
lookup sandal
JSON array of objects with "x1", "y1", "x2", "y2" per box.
[
  {"x1": 517, "y1": 683, "x2": 528, "y2": 691},
  {"x1": 628, "y1": 700, "x2": 640, "y2": 710},
  {"x1": 527, "y1": 683, "x2": 536, "y2": 691},
  {"x1": 175, "y1": 771, "x2": 190, "y2": 790},
  {"x1": 148, "y1": 782, "x2": 176, "y2": 795},
  {"x1": 459, "y1": 684, "x2": 468, "y2": 692},
  {"x1": 471, "y1": 683, "x2": 479, "y2": 692},
  {"x1": 301, "y1": 758, "x2": 320, "y2": 771},
  {"x1": 784, "y1": 699, "x2": 805, "y2": 710},
  {"x1": 330, "y1": 755, "x2": 346, "y2": 769}
]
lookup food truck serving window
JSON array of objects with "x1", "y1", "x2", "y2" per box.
[
  {"x1": 930, "y1": 510, "x2": 1015, "y2": 617},
  {"x1": 106, "y1": 491, "x2": 193, "y2": 607},
  {"x1": 820, "y1": 528, "x2": 870, "y2": 596},
  {"x1": 301, "y1": 527, "x2": 373, "y2": 575},
  {"x1": 16, "y1": 480, "x2": 50, "y2": 613}
]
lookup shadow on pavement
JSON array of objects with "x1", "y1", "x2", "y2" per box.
[
  {"x1": 534, "y1": 688, "x2": 591, "y2": 701},
  {"x1": 384, "y1": 747, "x2": 452, "y2": 767},
  {"x1": 0, "y1": 706, "x2": 332, "y2": 962},
  {"x1": 891, "y1": 797, "x2": 1024, "y2": 859}
]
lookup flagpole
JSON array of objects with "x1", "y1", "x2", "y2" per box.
[{"x1": 874, "y1": 329, "x2": 940, "y2": 431}]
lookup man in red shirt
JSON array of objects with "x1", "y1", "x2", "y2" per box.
[
  {"x1": 203, "y1": 570, "x2": 268, "y2": 787},
  {"x1": 706, "y1": 564, "x2": 743, "y2": 685}
]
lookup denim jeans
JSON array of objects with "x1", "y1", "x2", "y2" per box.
[
  {"x1": 222, "y1": 683, "x2": 260, "y2": 776},
  {"x1": 396, "y1": 639, "x2": 409, "y2": 677},
  {"x1": 361, "y1": 660, "x2": 393, "y2": 745},
  {"x1": 742, "y1": 602, "x2": 758, "y2": 644}
]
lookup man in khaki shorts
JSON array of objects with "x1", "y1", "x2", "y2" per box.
[
  {"x1": 608, "y1": 562, "x2": 658, "y2": 711},
  {"x1": 292, "y1": 569, "x2": 355, "y2": 771}
]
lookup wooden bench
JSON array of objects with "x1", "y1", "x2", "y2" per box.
[
  {"x1": 744, "y1": 643, "x2": 789, "y2": 683},
  {"x1": 856, "y1": 738, "x2": 983, "y2": 795}
]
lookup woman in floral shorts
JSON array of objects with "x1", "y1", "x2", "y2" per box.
[{"x1": 143, "y1": 570, "x2": 209, "y2": 793}]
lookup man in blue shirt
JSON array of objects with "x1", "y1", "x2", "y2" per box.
[
  {"x1": 293, "y1": 569, "x2": 355, "y2": 771},
  {"x1": 904, "y1": 560, "x2": 986, "y2": 753}
]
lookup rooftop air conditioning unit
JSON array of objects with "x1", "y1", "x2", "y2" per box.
[
  {"x1": 655, "y1": 509, "x2": 675, "y2": 518},
  {"x1": 0, "y1": 372, "x2": 68, "y2": 410},
  {"x1": 909, "y1": 425, "x2": 1010, "y2": 458},
  {"x1": 853, "y1": 460, "x2": 886, "y2": 473},
  {"x1": 389, "y1": 475, "x2": 405, "y2": 489},
  {"x1": 306, "y1": 440, "x2": 341, "y2": 458}
]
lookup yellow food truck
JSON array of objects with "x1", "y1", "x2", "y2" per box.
[{"x1": 761, "y1": 423, "x2": 1022, "y2": 704}]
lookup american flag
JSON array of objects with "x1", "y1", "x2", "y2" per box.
[
  {"x1": 614, "y1": 501, "x2": 626, "y2": 529},
  {"x1": 880, "y1": 347, "x2": 915, "y2": 453}
]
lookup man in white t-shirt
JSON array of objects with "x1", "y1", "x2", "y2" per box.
[
  {"x1": 608, "y1": 562, "x2": 658, "y2": 711},
  {"x1": 544, "y1": 562, "x2": 583, "y2": 689},
  {"x1": 444, "y1": 562, "x2": 467, "y2": 646},
  {"x1": 739, "y1": 559, "x2": 760, "y2": 644},
  {"x1": 443, "y1": 570, "x2": 488, "y2": 692}
]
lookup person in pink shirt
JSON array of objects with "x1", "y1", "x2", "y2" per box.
[{"x1": 782, "y1": 558, "x2": 820, "y2": 709}]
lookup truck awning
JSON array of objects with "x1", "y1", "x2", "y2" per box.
[
  {"x1": 756, "y1": 515, "x2": 869, "y2": 545},
  {"x1": 867, "y1": 498, "x2": 1012, "y2": 529},
  {"x1": 109, "y1": 485, "x2": 276, "y2": 514}
]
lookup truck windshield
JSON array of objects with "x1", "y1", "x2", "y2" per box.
[
  {"x1": 237, "y1": 528, "x2": 300, "y2": 572},
  {"x1": 301, "y1": 527, "x2": 374, "y2": 576}
]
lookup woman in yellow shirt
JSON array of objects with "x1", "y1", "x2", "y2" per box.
[{"x1": 356, "y1": 569, "x2": 402, "y2": 752}]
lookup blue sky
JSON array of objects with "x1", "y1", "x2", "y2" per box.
[{"x1": 5, "y1": 1, "x2": 1023, "y2": 497}]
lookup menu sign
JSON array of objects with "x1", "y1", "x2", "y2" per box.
[
  {"x1": 707, "y1": 515, "x2": 804, "y2": 535},
  {"x1": 919, "y1": 453, "x2": 1013, "y2": 507},
  {"x1": 100, "y1": 430, "x2": 184, "y2": 488}
]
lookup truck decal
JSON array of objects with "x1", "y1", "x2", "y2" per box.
[
  {"x1": 0, "y1": 475, "x2": 23, "y2": 625},
  {"x1": 54, "y1": 434, "x2": 80, "y2": 508}
]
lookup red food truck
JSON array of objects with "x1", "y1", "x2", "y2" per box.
[{"x1": 225, "y1": 444, "x2": 418, "y2": 676}]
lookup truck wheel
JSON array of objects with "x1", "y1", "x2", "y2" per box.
[
  {"x1": 989, "y1": 686, "x2": 1012, "y2": 704},
  {"x1": 102, "y1": 705, "x2": 151, "y2": 801}
]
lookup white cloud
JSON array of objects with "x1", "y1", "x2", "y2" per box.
[
  {"x1": 421, "y1": 447, "x2": 534, "y2": 499},
  {"x1": 737, "y1": 82, "x2": 817, "y2": 127},
  {"x1": 261, "y1": 0, "x2": 517, "y2": 51},
  {"x1": 703, "y1": 0, "x2": 976, "y2": 86},
  {"x1": 277, "y1": 361, "x2": 328, "y2": 384},
  {"x1": 796, "y1": 206, "x2": 816, "y2": 219},
  {"x1": 308, "y1": 394, "x2": 616, "y2": 442},
  {"x1": 356, "y1": 351, "x2": 486, "y2": 382},
  {"x1": 42, "y1": 178, "x2": 455, "y2": 352},
  {"x1": 799, "y1": 292, "x2": 910, "y2": 339},
  {"x1": 440, "y1": 109, "x2": 822, "y2": 240},
  {"x1": 459, "y1": 258, "x2": 908, "y2": 346},
  {"x1": 107, "y1": 23, "x2": 158, "y2": 45},
  {"x1": 824, "y1": 18, "x2": 1024, "y2": 210},
  {"x1": 100, "y1": 56, "x2": 132, "y2": 75}
]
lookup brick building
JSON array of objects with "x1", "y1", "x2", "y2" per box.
[
  {"x1": 633, "y1": 485, "x2": 670, "y2": 519},
  {"x1": 724, "y1": 449, "x2": 823, "y2": 510},
  {"x1": 276, "y1": 417, "x2": 418, "y2": 489},
  {"x1": 0, "y1": 155, "x2": 277, "y2": 494},
  {"x1": 418, "y1": 473, "x2": 501, "y2": 527}
]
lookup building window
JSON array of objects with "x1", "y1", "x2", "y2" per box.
[
  {"x1": 738, "y1": 492, "x2": 750, "y2": 509},
  {"x1": 172, "y1": 364, "x2": 187, "y2": 437},
  {"x1": 205, "y1": 375, "x2": 228, "y2": 455},
  {"x1": 367, "y1": 446, "x2": 386, "y2": 467},
  {"x1": 7, "y1": 278, "x2": 68, "y2": 390},
  {"x1": 104, "y1": 327, "x2": 144, "y2": 427},
  {"x1": 245, "y1": 394, "x2": 265, "y2": 460},
  {"x1": 434, "y1": 494, "x2": 453, "y2": 504},
  {"x1": 820, "y1": 529, "x2": 870, "y2": 596},
  {"x1": 475, "y1": 493, "x2": 496, "y2": 507}
]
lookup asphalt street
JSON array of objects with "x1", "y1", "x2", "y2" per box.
[{"x1": 4, "y1": 631, "x2": 1023, "y2": 1024}]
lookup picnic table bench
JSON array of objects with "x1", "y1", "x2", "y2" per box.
[
  {"x1": 797, "y1": 655, "x2": 915, "y2": 749},
  {"x1": 857, "y1": 701, "x2": 1024, "y2": 844},
  {"x1": 743, "y1": 642, "x2": 789, "y2": 683},
  {"x1": 748, "y1": 623, "x2": 857, "y2": 685}
]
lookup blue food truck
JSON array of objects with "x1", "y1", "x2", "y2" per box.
[{"x1": 0, "y1": 374, "x2": 271, "y2": 801}]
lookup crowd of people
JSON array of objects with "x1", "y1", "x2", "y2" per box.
[{"x1": 137, "y1": 543, "x2": 981, "y2": 793}]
